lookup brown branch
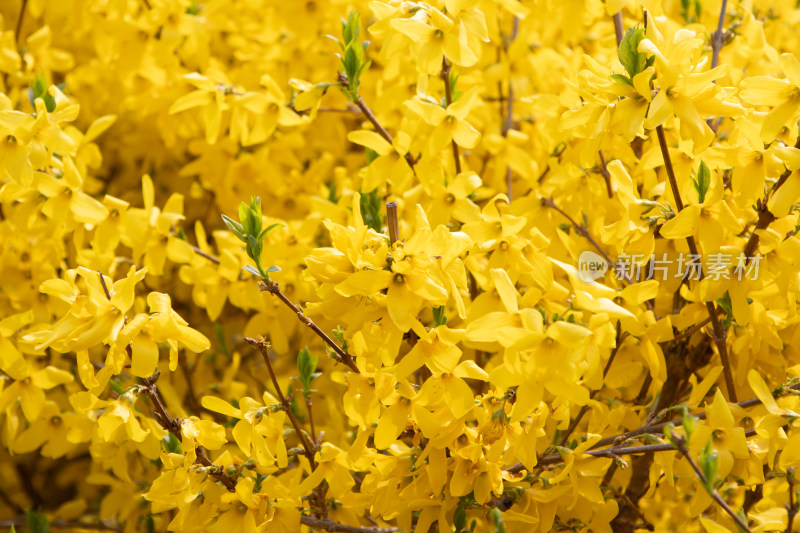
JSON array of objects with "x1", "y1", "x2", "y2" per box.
[
  {"x1": 385, "y1": 201, "x2": 399, "y2": 245},
  {"x1": 501, "y1": 16, "x2": 520, "y2": 200},
  {"x1": 140, "y1": 371, "x2": 238, "y2": 491},
  {"x1": 258, "y1": 279, "x2": 359, "y2": 372},
  {"x1": 739, "y1": 135, "x2": 800, "y2": 268},
  {"x1": 787, "y1": 467, "x2": 798, "y2": 533},
  {"x1": 0, "y1": 486, "x2": 23, "y2": 514},
  {"x1": 558, "y1": 324, "x2": 624, "y2": 446},
  {"x1": 245, "y1": 337, "x2": 317, "y2": 466},
  {"x1": 598, "y1": 150, "x2": 614, "y2": 199},
  {"x1": 542, "y1": 197, "x2": 656, "y2": 314},
  {"x1": 300, "y1": 515, "x2": 398, "y2": 533},
  {"x1": 710, "y1": 0, "x2": 729, "y2": 70},
  {"x1": 344, "y1": 77, "x2": 416, "y2": 169},
  {"x1": 98, "y1": 273, "x2": 234, "y2": 488},
  {"x1": 507, "y1": 380, "x2": 800, "y2": 474},
  {"x1": 15, "y1": 0, "x2": 28, "y2": 48},
  {"x1": 613, "y1": 11, "x2": 624, "y2": 47},
  {"x1": 318, "y1": 106, "x2": 362, "y2": 114},
  {"x1": 0, "y1": 519, "x2": 120, "y2": 531},
  {"x1": 189, "y1": 242, "x2": 221, "y2": 264},
  {"x1": 14, "y1": 463, "x2": 42, "y2": 508},
  {"x1": 441, "y1": 57, "x2": 462, "y2": 174},
  {"x1": 656, "y1": 124, "x2": 737, "y2": 402},
  {"x1": 306, "y1": 395, "x2": 318, "y2": 445},
  {"x1": 670, "y1": 431, "x2": 754, "y2": 532},
  {"x1": 179, "y1": 360, "x2": 226, "y2": 423}
]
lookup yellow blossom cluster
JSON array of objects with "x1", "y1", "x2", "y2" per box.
[{"x1": 1, "y1": 0, "x2": 800, "y2": 532}]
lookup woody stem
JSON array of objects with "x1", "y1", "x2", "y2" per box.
[
  {"x1": 655, "y1": 124, "x2": 737, "y2": 402},
  {"x1": 259, "y1": 278, "x2": 359, "y2": 373},
  {"x1": 441, "y1": 57, "x2": 462, "y2": 174},
  {"x1": 245, "y1": 337, "x2": 317, "y2": 467},
  {"x1": 671, "y1": 432, "x2": 753, "y2": 533}
]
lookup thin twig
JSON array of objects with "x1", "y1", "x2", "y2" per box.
[
  {"x1": 598, "y1": 150, "x2": 614, "y2": 199},
  {"x1": 344, "y1": 76, "x2": 416, "y2": 169},
  {"x1": 441, "y1": 57, "x2": 461, "y2": 174},
  {"x1": 245, "y1": 337, "x2": 317, "y2": 466},
  {"x1": 306, "y1": 395, "x2": 318, "y2": 445},
  {"x1": 671, "y1": 432, "x2": 754, "y2": 532},
  {"x1": 542, "y1": 197, "x2": 653, "y2": 307},
  {"x1": 558, "y1": 324, "x2": 625, "y2": 446},
  {"x1": 613, "y1": 11, "x2": 624, "y2": 47},
  {"x1": 787, "y1": 467, "x2": 797, "y2": 533},
  {"x1": 141, "y1": 371, "x2": 238, "y2": 491},
  {"x1": 0, "y1": 486, "x2": 23, "y2": 514},
  {"x1": 501, "y1": 16, "x2": 520, "y2": 200},
  {"x1": 96, "y1": 278, "x2": 238, "y2": 491},
  {"x1": 318, "y1": 106, "x2": 362, "y2": 114},
  {"x1": 258, "y1": 279, "x2": 359, "y2": 373},
  {"x1": 739, "y1": 135, "x2": 800, "y2": 270},
  {"x1": 15, "y1": 0, "x2": 28, "y2": 48},
  {"x1": 656, "y1": 124, "x2": 737, "y2": 402},
  {"x1": 0, "y1": 519, "x2": 120, "y2": 531},
  {"x1": 507, "y1": 380, "x2": 800, "y2": 474},
  {"x1": 98, "y1": 271, "x2": 112, "y2": 300},
  {"x1": 386, "y1": 201, "x2": 399, "y2": 244},
  {"x1": 710, "y1": 0, "x2": 729, "y2": 70},
  {"x1": 300, "y1": 515, "x2": 399, "y2": 533}
]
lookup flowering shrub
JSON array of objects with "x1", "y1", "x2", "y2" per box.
[{"x1": 1, "y1": 0, "x2": 800, "y2": 532}]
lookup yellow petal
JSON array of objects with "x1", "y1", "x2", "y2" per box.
[
  {"x1": 131, "y1": 337, "x2": 159, "y2": 378},
  {"x1": 660, "y1": 205, "x2": 701, "y2": 239},
  {"x1": 169, "y1": 90, "x2": 213, "y2": 114},
  {"x1": 201, "y1": 396, "x2": 242, "y2": 418},
  {"x1": 491, "y1": 268, "x2": 519, "y2": 314},
  {"x1": 347, "y1": 130, "x2": 392, "y2": 155},
  {"x1": 374, "y1": 401, "x2": 410, "y2": 449},
  {"x1": 747, "y1": 370, "x2": 781, "y2": 415},
  {"x1": 335, "y1": 270, "x2": 392, "y2": 298}
]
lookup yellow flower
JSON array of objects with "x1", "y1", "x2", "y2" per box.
[
  {"x1": 739, "y1": 53, "x2": 800, "y2": 142},
  {"x1": 390, "y1": 6, "x2": 487, "y2": 74},
  {"x1": 405, "y1": 86, "x2": 482, "y2": 156}
]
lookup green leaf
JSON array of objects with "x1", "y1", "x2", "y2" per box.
[
  {"x1": 259, "y1": 223, "x2": 283, "y2": 241},
  {"x1": 359, "y1": 188, "x2": 383, "y2": 232},
  {"x1": 716, "y1": 291, "x2": 734, "y2": 330},
  {"x1": 681, "y1": 410, "x2": 695, "y2": 441},
  {"x1": 162, "y1": 433, "x2": 183, "y2": 454},
  {"x1": 221, "y1": 215, "x2": 245, "y2": 241},
  {"x1": 489, "y1": 507, "x2": 505, "y2": 533},
  {"x1": 267, "y1": 265, "x2": 281, "y2": 273},
  {"x1": 25, "y1": 510, "x2": 50, "y2": 533},
  {"x1": 618, "y1": 26, "x2": 648, "y2": 78},
  {"x1": 108, "y1": 378, "x2": 124, "y2": 395},
  {"x1": 610, "y1": 74, "x2": 633, "y2": 86},
  {"x1": 242, "y1": 264, "x2": 262, "y2": 277},
  {"x1": 144, "y1": 514, "x2": 156, "y2": 533},
  {"x1": 699, "y1": 439, "x2": 719, "y2": 491},
  {"x1": 342, "y1": 11, "x2": 361, "y2": 45},
  {"x1": 365, "y1": 147, "x2": 380, "y2": 165},
  {"x1": 297, "y1": 347, "x2": 319, "y2": 392},
  {"x1": 696, "y1": 161, "x2": 711, "y2": 204},
  {"x1": 453, "y1": 505, "x2": 467, "y2": 532},
  {"x1": 433, "y1": 306, "x2": 448, "y2": 327}
]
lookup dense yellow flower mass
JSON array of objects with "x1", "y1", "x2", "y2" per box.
[{"x1": 1, "y1": 0, "x2": 800, "y2": 532}]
